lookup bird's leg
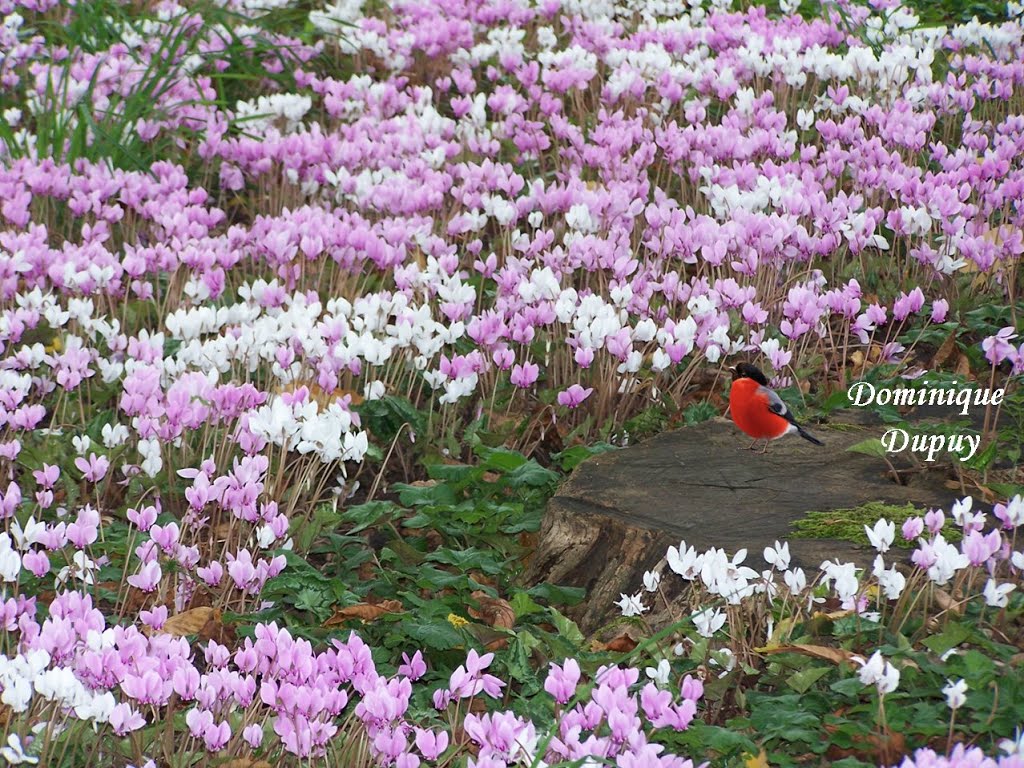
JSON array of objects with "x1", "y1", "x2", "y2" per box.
[
  {"x1": 760, "y1": 441, "x2": 770, "y2": 455},
  {"x1": 748, "y1": 438, "x2": 758, "y2": 451}
]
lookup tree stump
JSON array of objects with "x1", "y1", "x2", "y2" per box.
[{"x1": 527, "y1": 417, "x2": 957, "y2": 633}]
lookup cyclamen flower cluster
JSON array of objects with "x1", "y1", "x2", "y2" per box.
[
  {"x1": 894, "y1": 745, "x2": 1024, "y2": 768},
  {"x1": 610, "y1": 494, "x2": 1024, "y2": 750},
  {"x1": 625, "y1": 495, "x2": 1023, "y2": 629},
  {"x1": 2, "y1": 0, "x2": 1024, "y2": 435},
  {"x1": 0, "y1": 598, "x2": 704, "y2": 766},
  {"x1": 0, "y1": 0, "x2": 1023, "y2": 764}
]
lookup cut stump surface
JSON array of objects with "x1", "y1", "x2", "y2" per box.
[{"x1": 527, "y1": 418, "x2": 958, "y2": 633}]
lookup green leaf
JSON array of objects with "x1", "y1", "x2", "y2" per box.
[
  {"x1": 506, "y1": 630, "x2": 543, "y2": 686},
  {"x1": 427, "y1": 463, "x2": 481, "y2": 484},
  {"x1": 962, "y1": 439, "x2": 998, "y2": 471},
  {"x1": 684, "y1": 400, "x2": 718, "y2": 425},
  {"x1": 787, "y1": 666, "x2": 831, "y2": 694},
  {"x1": 748, "y1": 693, "x2": 823, "y2": 743},
  {"x1": 961, "y1": 649, "x2": 996, "y2": 681},
  {"x1": 426, "y1": 547, "x2": 502, "y2": 574},
  {"x1": 553, "y1": 442, "x2": 618, "y2": 472},
  {"x1": 686, "y1": 722, "x2": 758, "y2": 756},
  {"x1": 477, "y1": 445, "x2": 528, "y2": 471},
  {"x1": 922, "y1": 622, "x2": 972, "y2": 656},
  {"x1": 549, "y1": 608, "x2": 585, "y2": 648},
  {"x1": 510, "y1": 592, "x2": 545, "y2": 619},
  {"x1": 846, "y1": 438, "x2": 887, "y2": 458},
  {"x1": 987, "y1": 482, "x2": 1024, "y2": 500},
  {"x1": 342, "y1": 500, "x2": 398, "y2": 533},
  {"x1": 84, "y1": 408, "x2": 117, "y2": 443},
  {"x1": 384, "y1": 538, "x2": 427, "y2": 566},
  {"x1": 401, "y1": 511, "x2": 433, "y2": 529},
  {"x1": 527, "y1": 583, "x2": 586, "y2": 606},
  {"x1": 821, "y1": 387, "x2": 854, "y2": 413},
  {"x1": 501, "y1": 507, "x2": 541, "y2": 534},
  {"x1": 294, "y1": 502, "x2": 347, "y2": 550},
  {"x1": 411, "y1": 566, "x2": 472, "y2": 591},
  {"x1": 829, "y1": 758, "x2": 877, "y2": 768},
  {"x1": 830, "y1": 677, "x2": 868, "y2": 697},
  {"x1": 403, "y1": 620, "x2": 465, "y2": 651},
  {"x1": 505, "y1": 461, "x2": 559, "y2": 489},
  {"x1": 395, "y1": 482, "x2": 458, "y2": 507},
  {"x1": 294, "y1": 586, "x2": 332, "y2": 620},
  {"x1": 355, "y1": 395, "x2": 425, "y2": 443}
]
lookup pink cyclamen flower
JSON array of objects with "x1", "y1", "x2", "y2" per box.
[
  {"x1": 0, "y1": 483, "x2": 21, "y2": 519},
  {"x1": 74, "y1": 453, "x2": 110, "y2": 483},
  {"x1": 203, "y1": 721, "x2": 231, "y2": 751},
  {"x1": 492, "y1": 347, "x2": 514, "y2": 370},
  {"x1": 509, "y1": 362, "x2": 539, "y2": 388},
  {"x1": 432, "y1": 688, "x2": 451, "y2": 710},
  {"x1": 557, "y1": 384, "x2": 593, "y2": 408},
  {"x1": 543, "y1": 658, "x2": 581, "y2": 704},
  {"x1": 186, "y1": 708, "x2": 214, "y2": 738},
  {"x1": 22, "y1": 550, "x2": 50, "y2": 577},
  {"x1": 127, "y1": 560, "x2": 162, "y2": 592},
  {"x1": 398, "y1": 651, "x2": 426, "y2": 680},
  {"x1": 140, "y1": 605, "x2": 168, "y2": 630},
  {"x1": 994, "y1": 496, "x2": 1024, "y2": 529},
  {"x1": 982, "y1": 327, "x2": 1017, "y2": 365},
  {"x1": 902, "y1": 517, "x2": 924, "y2": 540},
  {"x1": 109, "y1": 703, "x2": 146, "y2": 735},
  {"x1": 243, "y1": 724, "x2": 263, "y2": 748},
  {"x1": 32, "y1": 463, "x2": 60, "y2": 489},
  {"x1": 414, "y1": 728, "x2": 449, "y2": 760}
]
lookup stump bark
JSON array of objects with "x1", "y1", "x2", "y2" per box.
[{"x1": 527, "y1": 417, "x2": 957, "y2": 633}]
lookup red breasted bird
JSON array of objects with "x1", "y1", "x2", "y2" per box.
[{"x1": 728, "y1": 363, "x2": 823, "y2": 453}]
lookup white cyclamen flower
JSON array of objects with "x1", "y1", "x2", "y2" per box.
[
  {"x1": 983, "y1": 578, "x2": 1015, "y2": 608},
  {"x1": 943, "y1": 678, "x2": 967, "y2": 710},
  {"x1": 615, "y1": 592, "x2": 647, "y2": 617},
  {"x1": 856, "y1": 651, "x2": 900, "y2": 694},
  {"x1": 865, "y1": 518, "x2": 895, "y2": 553},
  {"x1": 692, "y1": 607, "x2": 726, "y2": 638},
  {"x1": 645, "y1": 658, "x2": 670, "y2": 687}
]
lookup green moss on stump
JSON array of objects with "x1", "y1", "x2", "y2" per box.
[{"x1": 790, "y1": 501, "x2": 958, "y2": 549}]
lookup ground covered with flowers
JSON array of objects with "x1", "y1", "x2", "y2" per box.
[{"x1": 0, "y1": 0, "x2": 1023, "y2": 764}]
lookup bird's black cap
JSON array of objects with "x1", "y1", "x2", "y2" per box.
[{"x1": 730, "y1": 363, "x2": 770, "y2": 386}]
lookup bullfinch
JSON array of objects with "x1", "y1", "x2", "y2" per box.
[{"x1": 729, "y1": 363, "x2": 823, "y2": 453}]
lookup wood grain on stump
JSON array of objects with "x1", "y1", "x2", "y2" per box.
[{"x1": 527, "y1": 418, "x2": 957, "y2": 633}]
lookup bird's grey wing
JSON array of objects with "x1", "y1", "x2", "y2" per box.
[{"x1": 759, "y1": 384, "x2": 799, "y2": 426}]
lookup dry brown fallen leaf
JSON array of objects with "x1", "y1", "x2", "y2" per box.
[
  {"x1": 274, "y1": 380, "x2": 363, "y2": 408},
  {"x1": 931, "y1": 330, "x2": 958, "y2": 369},
  {"x1": 953, "y1": 352, "x2": 971, "y2": 378},
  {"x1": 756, "y1": 643, "x2": 857, "y2": 665},
  {"x1": 162, "y1": 607, "x2": 220, "y2": 637},
  {"x1": 824, "y1": 726, "x2": 907, "y2": 763},
  {"x1": 468, "y1": 591, "x2": 515, "y2": 629},
  {"x1": 222, "y1": 760, "x2": 273, "y2": 768},
  {"x1": 591, "y1": 632, "x2": 639, "y2": 653},
  {"x1": 324, "y1": 600, "x2": 404, "y2": 626},
  {"x1": 932, "y1": 587, "x2": 964, "y2": 616}
]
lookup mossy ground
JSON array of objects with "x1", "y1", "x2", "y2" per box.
[{"x1": 790, "y1": 501, "x2": 962, "y2": 548}]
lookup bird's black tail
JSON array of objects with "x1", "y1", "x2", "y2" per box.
[{"x1": 797, "y1": 427, "x2": 824, "y2": 446}]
